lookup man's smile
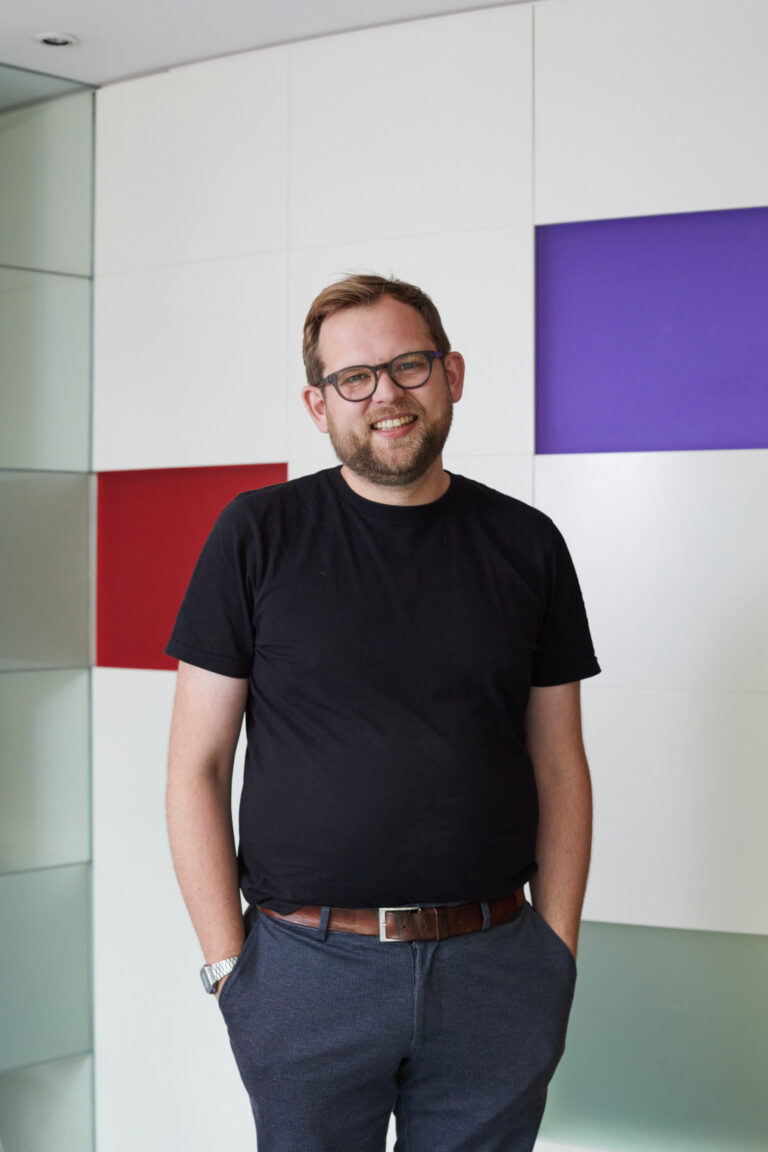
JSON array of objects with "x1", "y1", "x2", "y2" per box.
[{"x1": 371, "y1": 415, "x2": 418, "y2": 431}]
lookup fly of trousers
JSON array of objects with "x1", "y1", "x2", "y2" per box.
[{"x1": 217, "y1": 901, "x2": 576, "y2": 1152}]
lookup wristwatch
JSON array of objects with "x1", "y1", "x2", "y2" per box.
[{"x1": 200, "y1": 955, "x2": 239, "y2": 994}]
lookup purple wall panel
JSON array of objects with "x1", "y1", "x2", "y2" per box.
[{"x1": 536, "y1": 207, "x2": 768, "y2": 453}]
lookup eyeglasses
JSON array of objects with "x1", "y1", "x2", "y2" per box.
[{"x1": 319, "y1": 350, "x2": 444, "y2": 402}]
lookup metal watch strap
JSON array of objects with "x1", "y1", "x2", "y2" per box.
[{"x1": 200, "y1": 955, "x2": 238, "y2": 994}]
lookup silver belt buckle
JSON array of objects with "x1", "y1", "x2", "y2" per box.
[{"x1": 378, "y1": 905, "x2": 421, "y2": 942}]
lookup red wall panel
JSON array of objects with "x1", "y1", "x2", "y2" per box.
[{"x1": 97, "y1": 463, "x2": 286, "y2": 670}]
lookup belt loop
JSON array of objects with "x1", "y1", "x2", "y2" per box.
[
  {"x1": 480, "y1": 901, "x2": 491, "y2": 931},
  {"x1": 318, "y1": 905, "x2": 331, "y2": 941}
]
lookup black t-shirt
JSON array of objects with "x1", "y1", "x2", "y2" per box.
[{"x1": 166, "y1": 467, "x2": 600, "y2": 910}]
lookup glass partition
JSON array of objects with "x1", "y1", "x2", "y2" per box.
[
  {"x1": 0, "y1": 66, "x2": 86, "y2": 113},
  {"x1": 0, "y1": 59, "x2": 95, "y2": 1152},
  {"x1": 0, "y1": 670, "x2": 90, "y2": 873},
  {"x1": 0, "y1": 88, "x2": 93, "y2": 276},
  {"x1": 0, "y1": 864, "x2": 92, "y2": 1072},
  {"x1": 0, "y1": 1056, "x2": 94, "y2": 1152},
  {"x1": 0, "y1": 267, "x2": 91, "y2": 471},
  {"x1": 541, "y1": 920, "x2": 768, "y2": 1151}
]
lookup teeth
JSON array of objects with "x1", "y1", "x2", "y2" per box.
[{"x1": 372, "y1": 416, "x2": 415, "y2": 430}]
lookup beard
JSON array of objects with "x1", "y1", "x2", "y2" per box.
[{"x1": 326, "y1": 391, "x2": 454, "y2": 488}]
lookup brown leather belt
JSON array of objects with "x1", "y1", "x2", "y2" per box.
[{"x1": 259, "y1": 889, "x2": 525, "y2": 942}]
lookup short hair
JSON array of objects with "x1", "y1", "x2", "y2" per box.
[{"x1": 302, "y1": 273, "x2": 451, "y2": 387}]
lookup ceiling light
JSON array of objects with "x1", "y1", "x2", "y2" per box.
[{"x1": 34, "y1": 33, "x2": 80, "y2": 48}]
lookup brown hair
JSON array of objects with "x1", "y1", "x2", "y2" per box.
[{"x1": 302, "y1": 273, "x2": 451, "y2": 387}]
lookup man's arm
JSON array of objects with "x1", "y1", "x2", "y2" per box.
[
  {"x1": 526, "y1": 680, "x2": 592, "y2": 959},
  {"x1": 167, "y1": 661, "x2": 249, "y2": 993}
]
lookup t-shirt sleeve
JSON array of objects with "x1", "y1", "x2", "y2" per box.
[
  {"x1": 531, "y1": 523, "x2": 600, "y2": 687},
  {"x1": 165, "y1": 499, "x2": 254, "y2": 678}
]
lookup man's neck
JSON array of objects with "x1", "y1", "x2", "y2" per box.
[{"x1": 339, "y1": 460, "x2": 450, "y2": 506}]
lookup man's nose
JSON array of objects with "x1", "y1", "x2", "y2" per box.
[{"x1": 372, "y1": 367, "x2": 401, "y2": 401}]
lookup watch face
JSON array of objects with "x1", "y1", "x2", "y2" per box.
[{"x1": 200, "y1": 966, "x2": 216, "y2": 994}]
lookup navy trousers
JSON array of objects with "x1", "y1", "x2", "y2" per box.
[{"x1": 217, "y1": 902, "x2": 576, "y2": 1151}]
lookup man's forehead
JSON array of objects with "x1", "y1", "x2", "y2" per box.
[{"x1": 318, "y1": 298, "x2": 432, "y2": 369}]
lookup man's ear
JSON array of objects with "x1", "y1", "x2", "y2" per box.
[
  {"x1": 444, "y1": 351, "x2": 465, "y2": 404},
  {"x1": 302, "y1": 385, "x2": 329, "y2": 434}
]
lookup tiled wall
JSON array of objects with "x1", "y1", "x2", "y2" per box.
[{"x1": 91, "y1": 2, "x2": 768, "y2": 1149}]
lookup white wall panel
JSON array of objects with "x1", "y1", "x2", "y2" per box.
[
  {"x1": 93, "y1": 253, "x2": 287, "y2": 470},
  {"x1": 534, "y1": 451, "x2": 768, "y2": 693},
  {"x1": 287, "y1": 227, "x2": 534, "y2": 462},
  {"x1": 95, "y1": 48, "x2": 287, "y2": 274},
  {"x1": 288, "y1": 458, "x2": 336, "y2": 481},
  {"x1": 443, "y1": 454, "x2": 533, "y2": 503},
  {"x1": 582, "y1": 684, "x2": 768, "y2": 935},
  {"x1": 288, "y1": 6, "x2": 532, "y2": 248},
  {"x1": 92, "y1": 668, "x2": 251, "y2": 1152},
  {"x1": 535, "y1": 0, "x2": 768, "y2": 223}
]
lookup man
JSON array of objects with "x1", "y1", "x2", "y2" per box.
[{"x1": 166, "y1": 273, "x2": 599, "y2": 1151}]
